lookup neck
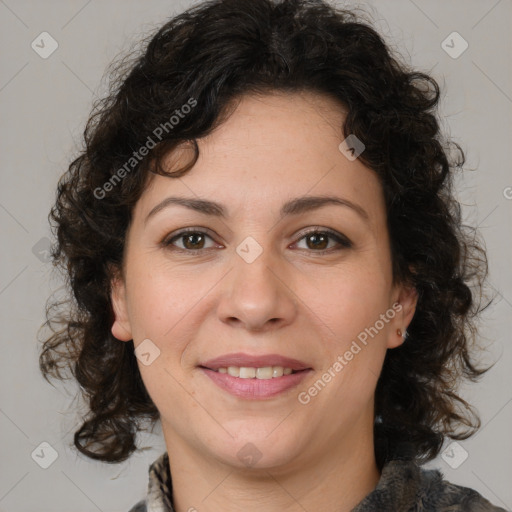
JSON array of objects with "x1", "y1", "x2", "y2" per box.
[{"x1": 162, "y1": 415, "x2": 381, "y2": 512}]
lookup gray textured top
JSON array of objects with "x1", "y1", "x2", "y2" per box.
[{"x1": 129, "y1": 452, "x2": 508, "y2": 511}]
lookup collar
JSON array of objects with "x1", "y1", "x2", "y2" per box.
[
  {"x1": 146, "y1": 452, "x2": 173, "y2": 512},
  {"x1": 140, "y1": 451, "x2": 505, "y2": 512}
]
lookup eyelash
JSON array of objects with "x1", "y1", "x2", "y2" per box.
[{"x1": 161, "y1": 227, "x2": 352, "y2": 255}]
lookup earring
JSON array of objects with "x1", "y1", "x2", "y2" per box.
[{"x1": 397, "y1": 328, "x2": 408, "y2": 339}]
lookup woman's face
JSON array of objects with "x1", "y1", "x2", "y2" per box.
[{"x1": 111, "y1": 91, "x2": 417, "y2": 471}]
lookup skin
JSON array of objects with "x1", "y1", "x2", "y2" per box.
[{"x1": 111, "y1": 91, "x2": 418, "y2": 512}]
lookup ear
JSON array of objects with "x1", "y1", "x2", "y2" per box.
[
  {"x1": 110, "y1": 268, "x2": 133, "y2": 342},
  {"x1": 387, "y1": 281, "x2": 418, "y2": 349}
]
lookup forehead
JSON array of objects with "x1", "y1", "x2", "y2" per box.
[{"x1": 135, "y1": 91, "x2": 386, "y2": 232}]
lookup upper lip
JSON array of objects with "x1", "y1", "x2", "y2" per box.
[{"x1": 199, "y1": 352, "x2": 312, "y2": 371}]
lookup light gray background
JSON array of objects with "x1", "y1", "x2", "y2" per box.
[{"x1": 0, "y1": 0, "x2": 511, "y2": 511}]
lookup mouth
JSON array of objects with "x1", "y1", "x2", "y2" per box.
[
  {"x1": 197, "y1": 352, "x2": 313, "y2": 399},
  {"x1": 198, "y1": 365, "x2": 306, "y2": 379}
]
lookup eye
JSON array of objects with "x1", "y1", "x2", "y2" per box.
[
  {"x1": 162, "y1": 228, "x2": 219, "y2": 252},
  {"x1": 161, "y1": 227, "x2": 352, "y2": 255},
  {"x1": 293, "y1": 228, "x2": 352, "y2": 254}
]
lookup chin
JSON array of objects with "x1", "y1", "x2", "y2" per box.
[{"x1": 207, "y1": 428, "x2": 304, "y2": 471}]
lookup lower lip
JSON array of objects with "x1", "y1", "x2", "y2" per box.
[{"x1": 199, "y1": 367, "x2": 312, "y2": 399}]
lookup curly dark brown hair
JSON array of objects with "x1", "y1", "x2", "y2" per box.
[{"x1": 39, "y1": 0, "x2": 495, "y2": 467}]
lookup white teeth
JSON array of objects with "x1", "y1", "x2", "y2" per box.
[
  {"x1": 272, "y1": 366, "x2": 283, "y2": 378},
  {"x1": 239, "y1": 367, "x2": 256, "y2": 378},
  {"x1": 256, "y1": 366, "x2": 273, "y2": 379},
  {"x1": 227, "y1": 366, "x2": 240, "y2": 377},
  {"x1": 216, "y1": 366, "x2": 297, "y2": 379}
]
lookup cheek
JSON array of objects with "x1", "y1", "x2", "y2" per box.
[
  {"x1": 125, "y1": 265, "x2": 194, "y2": 341},
  {"x1": 305, "y1": 267, "x2": 392, "y2": 395},
  {"x1": 307, "y1": 267, "x2": 391, "y2": 345}
]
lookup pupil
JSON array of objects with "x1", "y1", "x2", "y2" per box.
[
  {"x1": 185, "y1": 233, "x2": 203, "y2": 249},
  {"x1": 308, "y1": 233, "x2": 327, "y2": 250}
]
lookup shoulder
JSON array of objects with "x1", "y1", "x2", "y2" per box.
[
  {"x1": 127, "y1": 500, "x2": 147, "y2": 512},
  {"x1": 353, "y1": 459, "x2": 508, "y2": 512},
  {"x1": 416, "y1": 466, "x2": 508, "y2": 512},
  {"x1": 128, "y1": 452, "x2": 172, "y2": 512}
]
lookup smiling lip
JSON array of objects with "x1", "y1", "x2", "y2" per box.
[
  {"x1": 199, "y1": 352, "x2": 312, "y2": 371},
  {"x1": 198, "y1": 352, "x2": 313, "y2": 400}
]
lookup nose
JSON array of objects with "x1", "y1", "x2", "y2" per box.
[{"x1": 216, "y1": 240, "x2": 298, "y2": 333}]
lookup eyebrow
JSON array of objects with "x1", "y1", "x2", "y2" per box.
[{"x1": 144, "y1": 194, "x2": 370, "y2": 225}]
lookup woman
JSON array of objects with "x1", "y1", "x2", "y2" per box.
[{"x1": 39, "y1": 0, "x2": 507, "y2": 510}]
